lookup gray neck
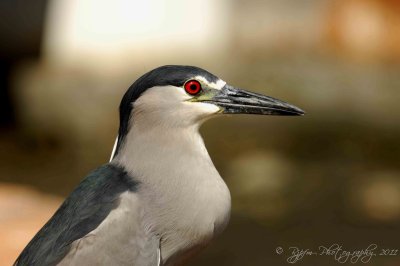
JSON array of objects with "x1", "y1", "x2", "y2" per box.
[{"x1": 114, "y1": 122, "x2": 210, "y2": 178}]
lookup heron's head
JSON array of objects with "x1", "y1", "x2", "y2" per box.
[{"x1": 114, "y1": 65, "x2": 304, "y2": 155}]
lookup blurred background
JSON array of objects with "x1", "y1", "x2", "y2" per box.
[{"x1": 1, "y1": 0, "x2": 400, "y2": 265}]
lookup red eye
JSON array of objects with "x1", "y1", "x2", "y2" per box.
[{"x1": 184, "y1": 80, "x2": 202, "y2": 95}]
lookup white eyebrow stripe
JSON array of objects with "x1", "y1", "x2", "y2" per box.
[{"x1": 194, "y1": 76, "x2": 226, "y2": 90}]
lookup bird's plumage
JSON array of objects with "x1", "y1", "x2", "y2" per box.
[
  {"x1": 114, "y1": 104, "x2": 231, "y2": 265},
  {"x1": 14, "y1": 164, "x2": 140, "y2": 265},
  {"x1": 15, "y1": 65, "x2": 304, "y2": 266}
]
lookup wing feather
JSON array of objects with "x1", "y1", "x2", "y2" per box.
[{"x1": 14, "y1": 163, "x2": 139, "y2": 266}]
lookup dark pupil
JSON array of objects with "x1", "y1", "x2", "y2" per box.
[{"x1": 190, "y1": 84, "x2": 197, "y2": 91}]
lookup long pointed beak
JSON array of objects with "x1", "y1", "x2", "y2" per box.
[{"x1": 205, "y1": 85, "x2": 305, "y2": 116}]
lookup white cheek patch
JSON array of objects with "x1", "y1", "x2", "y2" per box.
[
  {"x1": 185, "y1": 101, "x2": 220, "y2": 114},
  {"x1": 135, "y1": 85, "x2": 219, "y2": 115},
  {"x1": 143, "y1": 85, "x2": 221, "y2": 115},
  {"x1": 130, "y1": 84, "x2": 220, "y2": 128},
  {"x1": 138, "y1": 85, "x2": 190, "y2": 104},
  {"x1": 194, "y1": 76, "x2": 226, "y2": 90}
]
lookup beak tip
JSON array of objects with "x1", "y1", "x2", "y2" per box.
[
  {"x1": 296, "y1": 109, "x2": 306, "y2": 116},
  {"x1": 285, "y1": 105, "x2": 305, "y2": 116}
]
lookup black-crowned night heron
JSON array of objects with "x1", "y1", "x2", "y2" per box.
[{"x1": 15, "y1": 65, "x2": 304, "y2": 266}]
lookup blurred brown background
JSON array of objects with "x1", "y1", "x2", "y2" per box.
[{"x1": 1, "y1": 0, "x2": 400, "y2": 265}]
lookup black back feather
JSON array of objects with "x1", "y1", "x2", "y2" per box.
[{"x1": 14, "y1": 164, "x2": 139, "y2": 266}]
